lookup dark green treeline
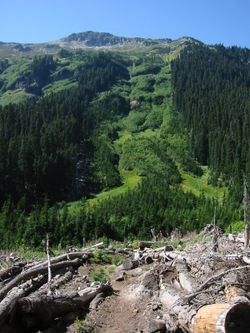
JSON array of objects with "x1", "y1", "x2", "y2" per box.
[{"x1": 171, "y1": 44, "x2": 250, "y2": 186}]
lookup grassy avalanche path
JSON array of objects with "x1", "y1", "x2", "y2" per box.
[
  {"x1": 66, "y1": 170, "x2": 140, "y2": 217},
  {"x1": 180, "y1": 166, "x2": 227, "y2": 204}
]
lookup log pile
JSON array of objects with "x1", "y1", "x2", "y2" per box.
[
  {"x1": 130, "y1": 228, "x2": 250, "y2": 333},
  {"x1": 0, "y1": 230, "x2": 250, "y2": 333},
  {"x1": 0, "y1": 243, "x2": 114, "y2": 333}
]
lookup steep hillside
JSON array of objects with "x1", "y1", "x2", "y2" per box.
[
  {"x1": 0, "y1": 33, "x2": 249, "y2": 249},
  {"x1": 172, "y1": 44, "x2": 250, "y2": 186},
  {"x1": 0, "y1": 32, "x2": 199, "y2": 106}
]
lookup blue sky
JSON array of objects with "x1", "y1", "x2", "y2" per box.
[{"x1": 1, "y1": 0, "x2": 250, "y2": 48}]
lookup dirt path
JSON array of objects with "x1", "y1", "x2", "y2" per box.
[{"x1": 85, "y1": 270, "x2": 152, "y2": 333}]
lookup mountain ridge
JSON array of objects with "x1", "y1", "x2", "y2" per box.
[{"x1": 0, "y1": 31, "x2": 201, "y2": 59}]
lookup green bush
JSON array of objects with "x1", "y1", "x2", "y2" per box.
[
  {"x1": 91, "y1": 268, "x2": 110, "y2": 283},
  {"x1": 225, "y1": 220, "x2": 245, "y2": 233},
  {"x1": 90, "y1": 250, "x2": 112, "y2": 264},
  {"x1": 112, "y1": 255, "x2": 121, "y2": 266}
]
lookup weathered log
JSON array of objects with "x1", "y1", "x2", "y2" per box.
[
  {"x1": 183, "y1": 265, "x2": 250, "y2": 303},
  {"x1": 18, "y1": 285, "x2": 112, "y2": 317},
  {"x1": 0, "y1": 258, "x2": 81, "y2": 301},
  {"x1": 160, "y1": 282, "x2": 250, "y2": 333},
  {"x1": 0, "y1": 275, "x2": 47, "y2": 327},
  {"x1": 89, "y1": 292, "x2": 105, "y2": 310},
  {"x1": 36, "y1": 271, "x2": 73, "y2": 295},
  {"x1": 159, "y1": 285, "x2": 194, "y2": 332},
  {"x1": 175, "y1": 260, "x2": 196, "y2": 292},
  {"x1": 31, "y1": 251, "x2": 90, "y2": 270},
  {"x1": 89, "y1": 241, "x2": 104, "y2": 249},
  {"x1": 3, "y1": 284, "x2": 112, "y2": 332},
  {"x1": 0, "y1": 262, "x2": 26, "y2": 282},
  {"x1": 77, "y1": 284, "x2": 113, "y2": 303},
  {"x1": 0, "y1": 287, "x2": 25, "y2": 327},
  {"x1": 122, "y1": 258, "x2": 139, "y2": 270}
]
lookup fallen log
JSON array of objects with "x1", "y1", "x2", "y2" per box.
[
  {"x1": 36, "y1": 271, "x2": 73, "y2": 296},
  {"x1": 187, "y1": 302, "x2": 250, "y2": 333},
  {"x1": 0, "y1": 275, "x2": 47, "y2": 327},
  {"x1": 0, "y1": 288, "x2": 25, "y2": 327},
  {"x1": 89, "y1": 292, "x2": 105, "y2": 310},
  {"x1": 160, "y1": 285, "x2": 250, "y2": 333},
  {"x1": 144, "y1": 256, "x2": 154, "y2": 265},
  {"x1": 15, "y1": 284, "x2": 113, "y2": 331},
  {"x1": 175, "y1": 259, "x2": 196, "y2": 292},
  {"x1": 183, "y1": 265, "x2": 250, "y2": 304},
  {"x1": 0, "y1": 262, "x2": 26, "y2": 282},
  {"x1": 31, "y1": 250, "x2": 90, "y2": 270},
  {"x1": 18, "y1": 284, "x2": 113, "y2": 315},
  {"x1": 77, "y1": 284, "x2": 113, "y2": 303},
  {"x1": 122, "y1": 258, "x2": 139, "y2": 270},
  {"x1": 0, "y1": 258, "x2": 81, "y2": 301},
  {"x1": 88, "y1": 241, "x2": 104, "y2": 250}
]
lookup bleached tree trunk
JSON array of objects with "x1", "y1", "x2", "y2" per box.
[
  {"x1": 212, "y1": 207, "x2": 218, "y2": 252},
  {"x1": 243, "y1": 174, "x2": 249, "y2": 249},
  {"x1": 0, "y1": 258, "x2": 81, "y2": 301},
  {"x1": 46, "y1": 233, "x2": 51, "y2": 295}
]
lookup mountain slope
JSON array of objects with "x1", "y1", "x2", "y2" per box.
[
  {"x1": 0, "y1": 33, "x2": 199, "y2": 106},
  {"x1": 0, "y1": 32, "x2": 249, "y2": 248}
]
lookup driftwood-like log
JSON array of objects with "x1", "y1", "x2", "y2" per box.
[
  {"x1": 0, "y1": 287, "x2": 25, "y2": 327},
  {"x1": 31, "y1": 251, "x2": 90, "y2": 270},
  {"x1": 144, "y1": 256, "x2": 154, "y2": 264},
  {"x1": 0, "y1": 262, "x2": 26, "y2": 282},
  {"x1": 160, "y1": 286, "x2": 195, "y2": 332},
  {"x1": 89, "y1": 241, "x2": 104, "y2": 250},
  {"x1": 16, "y1": 284, "x2": 113, "y2": 331},
  {"x1": 36, "y1": 271, "x2": 73, "y2": 296},
  {"x1": 46, "y1": 233, "x2": 52, "y2": 295},
  {"x1": 0, "y1": 258, "x2": 81, "y2": 301},
  {"x1": 18, "y1": 284, "x2": 113, "y2": 314},
  {"x1": 183, "y1": 265, "x2": 250, "y2": 303},
  {"x1": 175, "y1": 260, "x2": 196, "y2": 292},
  {"x1": 0, "y1": 275, "x2": 47, "y2": 327}
]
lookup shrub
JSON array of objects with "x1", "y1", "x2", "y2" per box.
[
  {"x1": 225, "y1": 220, "x2": 245, "y2": 233},
  {"x1": 91, "y1": 268, "x2": 110, "y2": 283}
]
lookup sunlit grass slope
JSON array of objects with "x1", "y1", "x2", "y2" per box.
[{"x1": 181, "y1": 166, "x2": 228, "y2": 204}]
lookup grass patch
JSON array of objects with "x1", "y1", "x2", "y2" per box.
[
  {"x1": 43, "y1": 78, "x2": 78, "y2": 94},
  {"x1": 225, "y1": 220, "x2": 245, "y2": 233},
  {"x1": 15, "y1": 247, "x2": 47, "y2": 260},
  {"x1": 64, "y1": 169, "x2": 140, "y2": 216},
  {"x1": 88, "y1": 169, "x2": 140, "y2": 208},
  {"x1": 181, "y1": 166, "x2": 227, "y2": 204},
  {"x1": 108, "y1": 265, "x2": 116, "y2": 274},
  {"x1": 0, "y1": 89, "x2": 34, "y2": 106}
]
